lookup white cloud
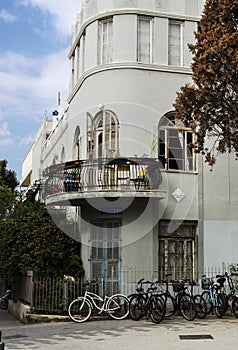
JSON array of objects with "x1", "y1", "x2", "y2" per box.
[
  {"x1": 0, "y1": 49, "x2": 70, "y2": 122},
  {"x1": 0, "y1": 122, "x2": 14, "y2": 147},
  {"x1": 0, "y1": 9, "x2": 17, "y2": 23},
  {"x1": 0, "y1": 122, "x2": 11, "y2": 137},
  {"x1": 22, "y1": 0, "x2": 82, "y2": 37},
  {"x1": 19, "y1": 136, "x2": 34, "y2": 146},
  {"x1": 0, "y1": 1, "x2": 83, "y2": 125},
  {"x1": 0, "y1": 138, "x2": 14, "y2": 147}
]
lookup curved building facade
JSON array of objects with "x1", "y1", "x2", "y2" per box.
[{"x1": 21, "y1": 0, "x2": 238, "y2": 293}]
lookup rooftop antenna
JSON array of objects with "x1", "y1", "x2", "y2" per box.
[{"x1": 58, "y1": 91, "x2": 61, "y2": 106}]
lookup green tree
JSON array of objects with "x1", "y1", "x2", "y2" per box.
[
  {"x1": 174, "y1": 0, "x2": 238, "y2": 167},
  {"x1": 0, "y1": 159, "x2": 19, "y2": 191},
  {"x1": 0, "y1": 199, "x2": 84, "y2": 282},
  {"x1": 0, "y1": 180, "x2": 16, "y2": 218}
]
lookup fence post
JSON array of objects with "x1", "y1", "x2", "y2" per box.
[{"x1": 63, "y1": 281, "x2": 67, "y2": 311}]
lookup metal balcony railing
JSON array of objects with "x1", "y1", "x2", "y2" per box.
[{"x1": 43, "y1": 157, "x2": 162, "y2": 197}]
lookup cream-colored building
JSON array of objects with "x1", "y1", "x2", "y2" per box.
[{"x1": 21, "y1": 0, "x2": 238, "y2": 293}]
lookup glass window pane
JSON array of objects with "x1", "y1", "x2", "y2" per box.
[
  {"x1": 92, "y1": 262, "x2": 101, "y2": 279},
  {"x1": 169, "y1": 148, "x2": 183, "y2": 159},
  {"x1": 169, "y1": 22, "x2": 182, "y2": 66},
  {"x1": 138, "y1": 17, "x2": 151, "y2": 63},
  {"x1": 101, "y1": 19, "x2": 113, "y2": 64}
]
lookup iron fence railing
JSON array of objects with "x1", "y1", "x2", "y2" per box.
[
  {"x1": 14, "y1": 263, "x2": 238, "y2": 315},
  {"x1": 43, "y1": 157, "x2": 162, "y2": 197}
]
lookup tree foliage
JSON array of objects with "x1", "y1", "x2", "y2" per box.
[
  {"x1": 0, "y1": 160, "x2": 18, "y2": 219},
  {"x1": 174, "y1": 0, "x2": 238, "y2": 167},
  {"x1": 0, "y1": 159, "x2": 19, "y2": 191},
  {"x1": 0, "y1": 182, "x2": 16, "y2": 218},
  {"x1": 0, "y1": 199, "x2": 84, "y2": 281}
]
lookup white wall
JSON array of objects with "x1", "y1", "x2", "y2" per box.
[{"x1": 204, "y1": 221, "x2": 238, "y2": 267}]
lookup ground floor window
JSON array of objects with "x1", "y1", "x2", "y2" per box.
[{"x1": 158, "y1": 221, "x2": 197, "y2": 281}]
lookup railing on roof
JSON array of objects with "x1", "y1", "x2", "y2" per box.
[{"x1": 43, "y1": 157, "x2": 162, "y2": 197}]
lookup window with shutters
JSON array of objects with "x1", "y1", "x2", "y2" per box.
[{"x1": 86, "y1": 110, "x2": 119, "y2": 159}]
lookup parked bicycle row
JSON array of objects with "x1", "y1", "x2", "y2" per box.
[{"x1": 67, "y1": 272, "x2": 238, "y2": 323}]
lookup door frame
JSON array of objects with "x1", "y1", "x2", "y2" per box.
[{"x1": 89, "y1": 218, "x2": 122, "y2": 295}]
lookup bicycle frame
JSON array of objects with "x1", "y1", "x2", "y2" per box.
[
  {"x1": 81, "y1": 290, "x2": 110, "y2": 313},
  {"x1": 157, "y1": 278, "x2": 183, "y2": 313},
  {"x1": 225, "y1": 273, "x2": 238, "y2": 297},
  {"x1": 207, "y1": 283, "x2": 221, "y2": 307}
]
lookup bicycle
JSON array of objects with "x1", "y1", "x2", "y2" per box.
[
  {"x1": 128, "y1": 278, "x2": 165, "y2": 324},
  {"x1": 201, "y1": 275, "x2": 226, "y2": 318},
  {"x1": 157, "y1": 274, "x2": 196, "y2": 321},
  {"x1": 68, "y1": 280, "x2": 129, "y2": 322},
  {"x1": 182, "y1": 279, "x2": 207, "y2": 319},
  {"x1": 220, "y1": 272, "x2": 238, "y2": 317}
]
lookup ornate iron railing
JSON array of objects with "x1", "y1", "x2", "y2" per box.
[{"x1": 43, "y1": 157, "x2": 162, "y2": 197}]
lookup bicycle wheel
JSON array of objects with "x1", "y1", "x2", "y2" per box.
[
  {"x1": 107, "y1": 294, "x2": 129, "y2": 320},
  {"x1": 149, "y1": 295, "x2": 165, "y2": 324},
  {"x1": 68, "y1": 297, "x2": 91, "y2": 323},
  {"x1": 179, "y1": 294, "x2": 196, "y2": 321},
  {"x1": 129, "y1": 294, "x2": 146, "y2": 320},
  {"x1": 201, "y1": 291, "x2": 213, "y2": 314},
  {"x1": 214, "y1": 293, "x2": 226, "y2": 318},
  {"x1": 1, "y1": 299, "x2": 8, "y2": 310},
  {"x1": 161, "y1": 294, "x2": 176, "y2": 317},
  {"x1": 194, "y1": 294, "x2": 207, "y2": 319},
  {"x1": 231, "y1": 296, "x2": 238, "y2": 318}
]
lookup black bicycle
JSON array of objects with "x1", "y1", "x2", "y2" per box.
[
  {"x1": 129, "y1": 278, "x2": 165, "y2": 324},
  {"x1": 219, "y1": 272, "x2": 238, "y2": 317},
  {"x1": 157, "y1": 274, "x2": 196, "y2": 321},
  {"x1": 182, "y1": 279, "x2": 207, "y2": 319}
]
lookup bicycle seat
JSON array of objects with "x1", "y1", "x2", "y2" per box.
[{"x1": 216, "y1": 277, "x2": 226, "y2": 287}]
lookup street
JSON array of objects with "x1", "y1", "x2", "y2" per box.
[{"x1": 1, "y1": 309, "x2": 238, "y2": 350}]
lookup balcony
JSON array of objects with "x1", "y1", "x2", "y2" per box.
[{"x1": 43, "y1": 158, "x2": 165, "y2": 205}]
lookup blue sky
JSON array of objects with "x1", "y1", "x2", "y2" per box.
[{"x1": 0, "y1": 0, "x2": 82, "y2": 181}]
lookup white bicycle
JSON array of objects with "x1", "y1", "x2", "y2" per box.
[{"x1": 68, "y1": 280, "x2": 129, "y2": 322}]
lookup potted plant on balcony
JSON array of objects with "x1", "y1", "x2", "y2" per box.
[{"x1": 68, "y1": 168, "x2": 80, "y2": 191}]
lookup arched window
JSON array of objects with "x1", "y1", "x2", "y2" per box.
[
  {"x1": 73, "y1": 126, "x2": 80, "y2": 160},
  {"x1": 87, "y1": 109, "x2": 119, "y2": 159},
  {"x1": 158, "y1": 112, "x2": 194, "y2": 171}
]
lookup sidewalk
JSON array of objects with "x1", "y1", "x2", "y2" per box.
[
  {"x1": 1, "y1": 311, "x2": 238, "y2": 350},
  {"x1": 0, "y1": 309, "x2": 22, "y2": 328},
  {"x1": 0, "y1": 307, "x2": 70, "y2": 326}
]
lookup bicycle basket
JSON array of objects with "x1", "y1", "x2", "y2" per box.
[
  {"x1": 201, "y1": 277, "x2": 212, "y2": 290},
  {"x1": 172, "y1": 281, "x2": 184, "y2": 293}
]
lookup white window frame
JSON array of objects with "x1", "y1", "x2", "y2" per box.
[
  {"x1": 168, "y1": 20, "x2": 184, "y2": 66},
  {"x1": 137, "y1": 16, "x2": 153, "y2": 63},
  {"x1": 99, "y1": 18, "x2": 113, "y2": 64},
  {"x1": 158, "y1": 114, "x2": 195, "y2": 172}
]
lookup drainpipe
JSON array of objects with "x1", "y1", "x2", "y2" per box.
[{"x1": 197, "y1": 154, "x2": 204, "y2": 279}]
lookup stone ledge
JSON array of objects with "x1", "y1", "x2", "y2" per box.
[{"x1": 8, "y1": 300, "x2": 70, "y2": 324}]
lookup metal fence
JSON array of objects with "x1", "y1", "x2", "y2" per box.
[
  {"x1": 32, "y1": 276, "x2": 84, "y2": 314},
  {"x1": 15, "y1": 263, "x2": 238, "y2": 315}
]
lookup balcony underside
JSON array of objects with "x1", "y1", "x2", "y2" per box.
[{"x1": 45, "y1": 188, "x2": 166, "y2": 206}]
